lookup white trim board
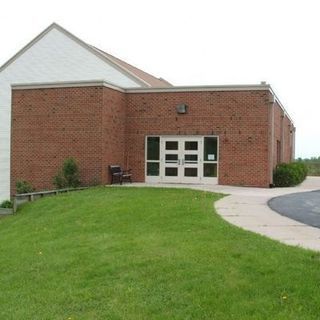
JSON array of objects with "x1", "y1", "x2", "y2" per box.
[
  {"x1": 11, "y1": 80, "x2": 125, "y2": 93},
  {"x1": 12, "y1": 81, "x2": 270, "y2": 92},
  {"x1": 11, "y1": 80, "x2": 293, "y2": 123}
]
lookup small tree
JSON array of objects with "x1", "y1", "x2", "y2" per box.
[{"x1": 53, "y1": 158, "x2": 81, "y2": 189}]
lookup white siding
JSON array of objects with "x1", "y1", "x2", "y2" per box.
[{"x1": 0, "y1": 27, "x2": 141, "y2": 201}]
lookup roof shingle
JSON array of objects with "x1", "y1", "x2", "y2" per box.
[{"x1": 91, "y1": 46, "x2": 172, "y2": 88}]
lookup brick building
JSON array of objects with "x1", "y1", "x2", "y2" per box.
[
  {"x1": 11, "y1": 81, "x2": 294, "y2": 193},
  {"x1": 0, "y1": 23, "x2": 294, "y2": 197}
]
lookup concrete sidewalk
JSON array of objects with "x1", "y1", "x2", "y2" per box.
[
  {"x1": 214, "y1": 177, "x2": 320, "y2": 251},
  {"x1": 130, "y1": 177, "x2": 320, "y2": 251}
]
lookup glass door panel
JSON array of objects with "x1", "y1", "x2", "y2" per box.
[
  {"x1": 185, "y1": 141, "x2": 198, "y2": 150},
  {"x1": 181, "y1": 138, "x2": 201, "y2": 183},
  {"x1": 184, "y1": 167, "x2": 198, "y2": 177},
  {"x1": 204, "y1": 137, "x2": 217, "y2": 161},
  {"x1": 165, "y1": 154, "x2": 178, "y2": 163},
  {"x1": 147, "y1": 162, "x2": 159, "y2": 176},
  {"x1": 202, "y1": 136, "x2": 218, "y2": 183},
  {"x1": 184, "y1": 154, "x2": 198, "y2": 163},
  {"x1": 165, "y1": 167, "x2": 178, "y2": 176},
  {"x1": 203, "y1": 163, "x2": 217, "y2": 177},
  {"x1": 166, "y1": 141, "x2": 178, "y2": 150},
  {"x1": 146, "y1": 136, "x2": 160, "y2": 182},
  {"x1": 162, "y1": 138, "x2": 181, "y2": 182}
]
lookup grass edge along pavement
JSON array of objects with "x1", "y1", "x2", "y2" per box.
[{"x1": 1, "y1": 186, "x2": 320, "y2": 319}]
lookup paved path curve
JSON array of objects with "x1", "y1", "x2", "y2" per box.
[
  {"x1": 268, "y1": 190, "x2": 320, "y2": 228},
  {"x1": 131, "y1": 177, "x2": 320, "y2": 251},
  {"x1": 214, "y1": 177, "x2": 320, "y2": 252}
]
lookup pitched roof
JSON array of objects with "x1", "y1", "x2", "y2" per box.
[
  {"x1": 91, "y1": 47, "x2": 172, "y2": 88},
  {"x1": 0, "y1": 23, "x2": 172, "y2": 88}
]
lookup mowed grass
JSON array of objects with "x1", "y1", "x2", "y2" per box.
[{"x1": 1, "y1": 187, "x2": 320, "y2": 319}]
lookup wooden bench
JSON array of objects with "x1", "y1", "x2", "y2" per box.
[{"x1": 109, "y1": 165, "x2": 132, "y2": 185}]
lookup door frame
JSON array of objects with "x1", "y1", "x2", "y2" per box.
[
  {"x1": 160, "y1": 136, "x2": 202, "y2": 184},
  {"x1": 145, "y1": 135, "x2": 219, "y2": 184}
]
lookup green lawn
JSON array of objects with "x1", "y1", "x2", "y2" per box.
[{"x1": 1, "y1": 187, "x2": 320, "y2": 319}]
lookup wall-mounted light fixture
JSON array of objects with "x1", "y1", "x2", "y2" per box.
[{"x1": 176, "y1": 104, "x2": 188, "y2": 114}]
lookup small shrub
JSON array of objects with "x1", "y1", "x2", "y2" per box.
[
  {"x1": 53, "y1": 157, "x2": 81, "y2": 189},
  {"x1": 16, "y1": 180, "x2": 34, "y2": 194},
  {"x1": 273, "y1": 162, "x2": 308, "y2": 187},
  {"x1": 292, "y1": 162, "x2": 308, "y2": 180},
  {"x1": 0, "y1": 200, "x2": 13, "y2": 208},
  {"x1": 53, "y1": 171, "x2": 67, "y2": 189}
]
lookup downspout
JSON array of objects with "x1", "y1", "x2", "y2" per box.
[{"x1": 268, "y1": 92, "x2": 275, "y2": 187}]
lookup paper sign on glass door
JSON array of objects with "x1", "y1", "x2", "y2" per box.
[{"x1": 208, "y1": 154, "x2": 215, "y2": 160}]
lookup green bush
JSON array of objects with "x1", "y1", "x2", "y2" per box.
[
  {"x1": 16, "y1": 180, "x2": 35, "y2": 194},
  {"x1": 53, "y1": 157, "x2": 81, "y2": 189},
  {"x1": 0, "y1": 200, "x2": 13, "y2": 208},
  {"x1": 53, "y1": 171, "x2": 67, "y2": 189},
  {"x1": 293, "y1": 162, "x2": 308, "y2": 180},
  {"x1": 273, "y1": 162, "x2": 308, "y2": 187}
]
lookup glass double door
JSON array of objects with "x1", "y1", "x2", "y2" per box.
[{"x1": 161, "y1": 137, "x2": 202, "y2": 183}]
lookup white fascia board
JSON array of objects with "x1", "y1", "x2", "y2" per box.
[
  {"x1": 126, "y1": 84, "x2": 272, "y2": 93},
  {"x1": 11, "y1": 80, "x2": 294, "y2": 124},
  {"x1": 12, "y1": 81, "x2": 270, "y2": 92},
  {"x1": 11, "y1": 80, "x2": 125, "y2": 93}
]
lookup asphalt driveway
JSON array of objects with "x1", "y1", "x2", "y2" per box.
[{"x1": 268, "y1": 190, "x2": 320, "y2": 228}]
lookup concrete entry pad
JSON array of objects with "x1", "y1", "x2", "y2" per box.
[{"x1": 268, "y1": 190, "x2": 320, "y2": 228}]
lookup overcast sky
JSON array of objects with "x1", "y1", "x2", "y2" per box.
[{"x1": 0, "y1": 0, "x2": 319, "y2": 158}]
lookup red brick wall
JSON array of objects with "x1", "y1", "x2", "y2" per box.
[
  {"x1": 11, "y1": 87, "x2": 105, "y2": 193},
  {"x1": 283, "y1": 115, "x2": 293, "y2": 163},
  {"x1": 11, "y1": 86, "x2": 129, "y2": 193},
  {"x1": 272, "y1": 101, "x2": 294, "y2": 168},
  {"x1": 11, "y1": 85, "x2": 295, "y2": 193},
  {"x1": 126, "y1": 90, "x2": 271, "y2": 187},
  {"x1": 273, "y1": 102, "x2": 282, "y2": 166},
  {"x1": 101, "y1": 87, "x2": 126, "y2": 183}
]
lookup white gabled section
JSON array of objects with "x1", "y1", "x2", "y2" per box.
[
  {"x1": 0, "y1": 23, "x2": 148, "y2": 88},
  {"x1": 0, "y1": 23, "x2": 144, "y2": 201}
]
